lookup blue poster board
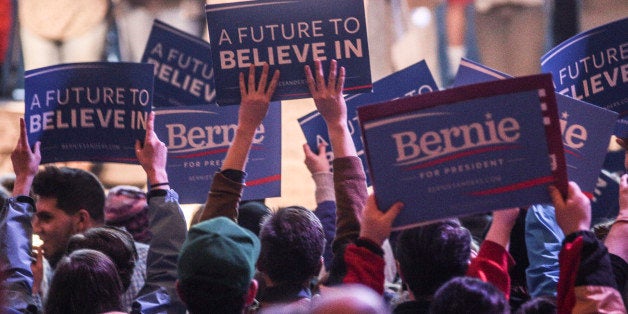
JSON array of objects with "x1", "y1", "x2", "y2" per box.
[
  {"x1": 298, "y1": 60, "x2": 438, "y2": 186},
  {"x1": 24, "y1": 62, "x2": 153, "y2": 164},
  {"x1": 205, "y1": 0, "x2": 371, "y2": 104},
  {"x1": 453, "y1": 58, "x2": 618, "y2": 198},
  {"x1": 153, "y1": 103, "x2": 281, "y2": 204},
  {"x1": 541, "y1": 18, "x2": 628, "y2": 117},
  {"x1": 541, "y1": 18, "x2": 628, "y2": 222},
  {"x1": 358, "y1": 75, "x2": 566, "y2": 230},
  {"x1": 142, "y1": 20, "x2": 216, "y2": 107}
]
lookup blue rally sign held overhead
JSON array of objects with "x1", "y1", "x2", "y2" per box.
[
  {"x1": 24, "y1": 62, "x2": 153, "y2": 164},
  {"x1": 153, "y1": 103, "x2": 281, "y2": 204},
  {"x1": 205, "y1": 0, "x2": 372, "y2": 104},
  {"x1": 358, "y1": 75, "x2": 567, "y2": 230},
  {"x1": 142, "y1": 20, "x2": 216, "y2": 107}
]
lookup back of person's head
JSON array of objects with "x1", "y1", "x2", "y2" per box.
[
  {"x1": 66, "y1": 226, "x2": 138, "y2": 290},
  {"x1": 515, "y1": 296, "x2": 557, "y2": 314},
  {"x1": 257, "y1": 206, "x2": 325, "y2": 286},
  {"x1": 45, "y1": 249, "x2": 124, "y2": 314},
  {"x1": 396, "y1": 219, "x2": 471, "y2": 298},
  {"x1": 32, "y1": 166, "x2": 105, "y2": 223},
  {"x1": 177, "y1": 217, "x2": 260, "y2": 314},
  {"x1": 430, "y1": 277, "x2": 509, "y2": 314},
  {"x1": 309, "y1": 284, "x2": 390, "y2": 314},
  {"x1": 238, "y1": 200, "x2": 271, "y2": 236},
  {"x1": 104, "y1": 185, "x2": 151, "y2": 243}
]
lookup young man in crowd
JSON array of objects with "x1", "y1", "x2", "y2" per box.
[{"x1": 2, "y1": 113, "x2": 187, "y2": 313}]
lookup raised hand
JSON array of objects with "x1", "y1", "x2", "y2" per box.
[
  {"x1": 238, "y1": 63, "x2": 280, "y2": 134},
  {"x1": 11, "y1": 118, "x2": 41, "y2": 196},
  {"x1": 305, "y1": 59, "x2": 346, "y2": 126},
  {"x1": 358, "y1": 194, "x2": 404, "y2": 246},
  {"x1": 549, "y1": 181, "x2": 591, "y2": 235},
  {"x1": 303, "y1": 142, "x2": 330, "y2": 174},
  {"x1": 221, "y1": 63, "x2": 279, "y2": 172},
  {"x1": 135, "y1": 112, "x2": 169, "y2": 187}
]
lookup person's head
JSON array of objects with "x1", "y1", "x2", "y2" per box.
[
  {"x1": 66, "y1": 226, "x2": 138, "y2": 290},
  {"x1": 257, "y1": 206, "x2": 325, "y2": 286},
  {"x1": 104, "y1": 185, "x2": 151, "y2": 243},
  {"x1": 45, "y1": 249, "x2": 124, "y2": 314},
  {"x1": 238, "y1": 200, "x2": 271, "y2": 236},
  {"x1": 515, "y1": 296, "x2": 557, "y2": 314},
  {"x1": 310, "y1": 284, "x2": 390, "y2": 314},
  {"x1": 31, "y1": 166, "x2": 105, "y2": 267},
  {"x1": 177, "y1": 217, "x2": 260, "y2": 314},
  {"x1": 396, "y1": 219, "x2": 471, "y2": 299},
  {"x1": 430, "y1": 277, "x2": 509, "y2": 314}
]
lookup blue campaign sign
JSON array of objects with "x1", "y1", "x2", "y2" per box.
[
  {"x1": 153, "y1": 103, "x2": 281, "y2": 204},
  {"x1": 298, "y1": 60, "x2": 438, "y2": 186},
  {"x1": 358, "y1": 75, "x2": 566, "y2": 230},
  {"x1": 541, "y1": 18, "x2": 628, "y2": 116},
  {"x1": 142, "y1": 20, "x2": 216, "y2": 107},
  {"x1": 453, "y1": 58, "x2": 618, "y2": 197},
  {"x1": 24, "y1": 62, "x2": 153, "y2": 164},
  {"x1": 205, "y1": 0, "x2": 371, "y2": 104}
]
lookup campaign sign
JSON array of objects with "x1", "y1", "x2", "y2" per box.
[
  {"x1": 205, "y1": 0, "x2": 371, "y2": 104},
  {"x1": 453, "y1": 58, "x2": 618, "y2": 197},
  {"x1": 358, "y1": 75, "x2": 566, "y2": 230},
  {"x1": 541, "y1": 18, "x2": 628, "y2": 117},
  {"x1": 24, "y1": 62, "x2": 153, "y2": 164},
  {"x1": 142, "y1": 20, "x2": 216, "y2": 107},
  {"x1": 153, "y1": 103, "x2": 281, "y2": 204},
  {"x1": 298, "y1": 60, "x2": 438, "y2": 186}
]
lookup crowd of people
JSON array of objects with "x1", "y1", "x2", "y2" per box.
[{"x1": 1, "y1": 60, "x2": 627, "y2": 314}]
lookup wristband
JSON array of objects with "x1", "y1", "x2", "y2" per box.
[{"x1": 150, "y1": 182, "x2": 169, "y2": 189}]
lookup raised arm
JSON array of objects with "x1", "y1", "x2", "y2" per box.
[
  {"x1": 305, "y1": 60, "x2": 366, "y2": 259},
  {"x1": 199, "y1": 63, "x2": 279, "y2": 222},
  {"x1": 467, "y1": 208, "x2": 519, "y2": 299},
  {"x1": 342, "y1": 194, "x2": 403, "y2": 294},
  {"x1": 134, "y1": 112, "x2": 187, "y2": 313},
  {"x1": 303, "y1": 142, "x2": 336, "y2": 271},
  {"x1": 550, "y1": 182, "x2": 625, "y2": 313},
  {"x1": 12, "y1": 118, "x2": 41, "y2": 197},
  {"x1": 1, "y1": 118, "x2": 41, "y2": 312}
]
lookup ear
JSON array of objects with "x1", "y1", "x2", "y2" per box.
[
  {"x1": 72, "y1": 209, "x2": 92, "y2": 233},
  {"x1": 244, "y1": 279, "x2": 258, "y2": 306}
]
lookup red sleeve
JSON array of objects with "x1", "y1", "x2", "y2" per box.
[
  {"x1": 342, "y1": 243, "x2": 385, "y2": 294},
  {"x1": 0, "y1": 0, "x2": 12, "y2": 63},
  {"x1": 466, "y1": 240, "x2": 515, "y2": 299}
]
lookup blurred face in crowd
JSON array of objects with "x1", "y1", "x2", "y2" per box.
[{"x1": 32, "y1": 197, "x2": 87, "y2": 267}]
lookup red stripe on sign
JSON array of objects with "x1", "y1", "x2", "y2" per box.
[{"x1": 469, "y1": 176, "x2": 555, "y2": 196}]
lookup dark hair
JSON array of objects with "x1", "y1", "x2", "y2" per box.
[
  {"x1": 238, "y1": 201, "x2": 271, "y2": 236},
  {"x1": 178, "y1": 278, "x2": 246, "y2": 314},
  {"x1": 396, "y1": 220, "x2": 471, "y2": 298},
  {"x1": 32, "y1": 166, "x2": 105, "y2": 223},
  {"x1": 257, "y1": 206, "x2": 325, "y2": 285},
  {"x1": 430, "y1": 277, "x2": 509, "y2": 314},
  {"x1": 515, "y1": 296, "x2": 557, "y2": 314},
  {"x1": 66, "y1": 226, "x2": 138, "y2": 290},
  {"x1": 45, "y1": 249, "x2": 124, "y2": 314}
]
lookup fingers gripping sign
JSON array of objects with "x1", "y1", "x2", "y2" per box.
[{"x1": 135, "y1": 112, "x2": 169, "y2": 185}]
